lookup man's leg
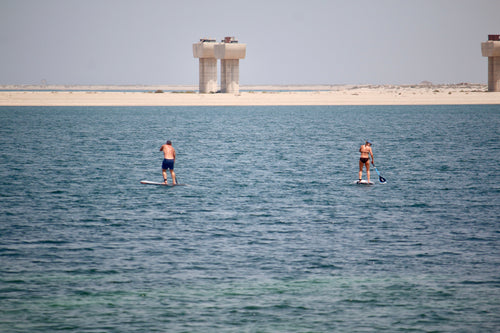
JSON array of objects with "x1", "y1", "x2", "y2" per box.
[
  {"x1": 162, "y1": 169, "x2": 168, "y2": 184},
  {"x1": 170, "y1": 169, "x2": 176, "y2": 184}
]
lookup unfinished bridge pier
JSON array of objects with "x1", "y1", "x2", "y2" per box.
[
  {"x1": 481, "y1": 34, "x2": 500, "y2": 92},
  {"x1": 192, "y1": 38, "x2": 218, "y2": 93},
  {"x1": 193, "y1": 37, "x2": 246, "y2": 94}
]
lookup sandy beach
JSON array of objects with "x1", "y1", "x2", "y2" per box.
[{"x1": 0, "y1": 84, "x2": 498, "y2": 106}]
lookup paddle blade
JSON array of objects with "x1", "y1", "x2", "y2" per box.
[{"x1": 379, "y1": 176, "x2": 387, "y2": 183}]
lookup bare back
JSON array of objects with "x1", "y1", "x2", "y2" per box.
[
  {"x1": 359, "y1": 144, "x2": 372, "y2": 158},
  {"x1": 160, "y1": 144, "x2": 176, "y2": 160}
]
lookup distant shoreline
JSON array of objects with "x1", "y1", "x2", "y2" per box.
[
  {"x1": 0, "y1": 83, "x2": 489, "y2": 91},
  {"x1": 1, "y1": 84, "x2": 499, "y2": 106}
]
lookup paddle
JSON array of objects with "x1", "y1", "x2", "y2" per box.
[{"x1": 372, "y1": 164, "x2": 387, "y2": 183}]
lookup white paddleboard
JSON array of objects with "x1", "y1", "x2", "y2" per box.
[
  {"x1": 356, "y1": 180, "x2": 374, "y2": 185},
  {"x1": 140, "y1": 181, "x2": 186, "y2": 186}
]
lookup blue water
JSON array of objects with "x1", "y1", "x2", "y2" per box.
[{"x1": 1, "y1": 105, "x2": 499, "y2": 332}]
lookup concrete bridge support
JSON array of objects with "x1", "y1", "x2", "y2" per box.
[
  {"x1": 215, "y1": 37, "x2": 246, "y2": 94},
  {"x1": 193, "y1": 39, "x2": 218, "y2": 93},
  {"x1": 481, "y1": 35, "x2": 500, "y2": 92}
]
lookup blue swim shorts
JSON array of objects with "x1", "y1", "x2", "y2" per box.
[{"x1": 162, "y1": 159, "x2": 174, "y2": 170}]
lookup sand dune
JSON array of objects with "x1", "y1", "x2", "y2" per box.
[{"x1": 0, "y1": 84, "x2": 498, "y2": 106}]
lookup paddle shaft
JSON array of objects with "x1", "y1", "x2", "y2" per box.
[{"x1": 372, "y1": 165, "x2": 387, "y2": 183}]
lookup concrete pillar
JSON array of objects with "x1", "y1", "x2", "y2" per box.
[
  {"x1": 487, "y1": 56, "x2": 500, "y2": 92},
  {"x1": 193, "y1": 39, "x2": 218, "y2": 93},
  {"x1": 215, "y1": 37, "x2": 246, "y2": 94},
  {"x1": 220, "y1": 59, "x2": 240, "y2": 94},
  {"x1": 198, "y1": 58, "x2": 217, "y2": 93},
  {"x1": 481, "y1": 35, "x2": 500, "y2": 92}
]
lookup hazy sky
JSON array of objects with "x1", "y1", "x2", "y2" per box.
[{"x1": 1, "y1": 0, "x2": 498, "y2": 85}]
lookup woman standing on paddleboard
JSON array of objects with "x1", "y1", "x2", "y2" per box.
[{"x1": 359, "y1": 140, "x2": 374, "y2": 183}]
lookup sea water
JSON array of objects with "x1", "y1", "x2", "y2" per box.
[{"x1": 0, "y1": 105, "x2": 499, "y2": 332}]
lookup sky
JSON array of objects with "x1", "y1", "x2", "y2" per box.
[{"x1": 1, "y1": 0, "x2": 499, "y2": 86}]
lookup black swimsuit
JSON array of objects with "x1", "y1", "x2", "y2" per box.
[{"x1": 360, "y1": 157, "x2": 369, "y2": 163}]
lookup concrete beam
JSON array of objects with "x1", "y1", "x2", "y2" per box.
[
  {"x1": 481, "y1": 41, "x2": 500, "y2": 57},
  {"x1": 193, "y1": 41, "x2": 217, "y2": 59},
  {"x1": 214, "y1": 43, "x2": 246, "y2": 60}
]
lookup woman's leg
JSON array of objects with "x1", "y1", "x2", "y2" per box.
[{"x1": 365, "y1": 161, "x2": 371, "y2": 182}]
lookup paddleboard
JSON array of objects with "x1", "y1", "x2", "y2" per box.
[
  {"x1": 140, "y1": 181, "x2": 186, "y2": 186},
  {"x1": 356, "y1": 180, "x2": 374, "y2": 185}
]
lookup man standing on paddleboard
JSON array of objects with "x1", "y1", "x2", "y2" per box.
[
  {"x1": 160, "y1": 140, "x2": 176, "y2": 185},
  {"x1": 359, "y1": 140, "x2": 374, "y2": 183}
]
